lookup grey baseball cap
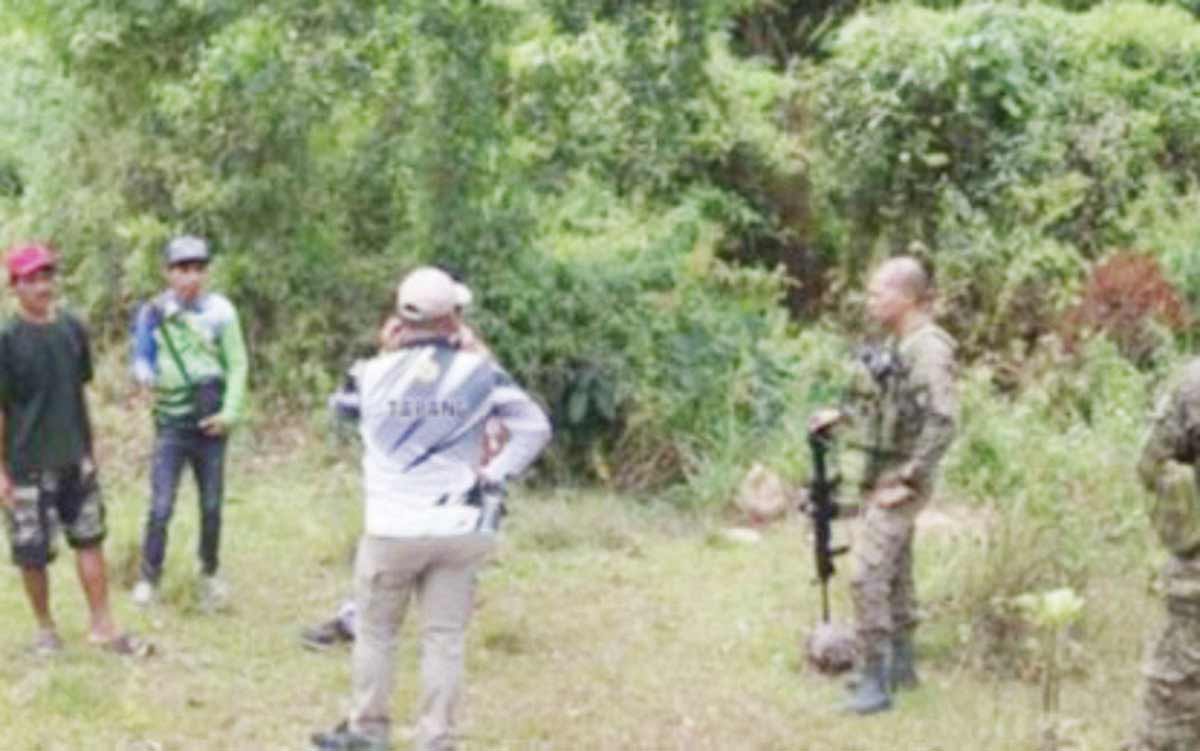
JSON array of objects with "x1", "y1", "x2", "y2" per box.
[{"x1": 163, "y1": 235, "x2": 211, "y2": 266}]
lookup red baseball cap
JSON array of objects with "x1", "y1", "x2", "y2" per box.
[{"x1": 6, "y1": 244, "x2": 57, "y2": 283}]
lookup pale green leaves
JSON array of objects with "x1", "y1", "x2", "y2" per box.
[{"x1": 1015, "y1": 587, "x2": 1085, "y2": 630}]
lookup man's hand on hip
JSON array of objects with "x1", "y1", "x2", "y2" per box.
[{"x1": 869, "y1": 481, "x2": 914, "y2": 509}]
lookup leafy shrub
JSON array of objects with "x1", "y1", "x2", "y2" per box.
[
  {"x1": 1062, "y1": 252, "x2": 1188, "y2": 366},
  {"x1": 12, "y1": 0, "x2": 1200, "y2": 505},
  {"x1": 1117, "y1": 180, "x2": 1200, "y2": 338},
  {"x1": 1, "y1": 1, "x2": 813, "y2": 499},
  {"x1": 931, "y1": 339, "x2": 1154, "y2": 670},
  {"x1": 802, "y1": 2, "x2": 1200, "y2": 355},
  {"x1": 473, "y1": 205, "x2": 808, "y2": 501}
]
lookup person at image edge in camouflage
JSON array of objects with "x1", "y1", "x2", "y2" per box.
[
  {"x1": 1126, "y1": 359, "x2": 1200, "y2": 750},
  {"x1": 809, "y1": 256, "x2": 958, "y2": 715}
]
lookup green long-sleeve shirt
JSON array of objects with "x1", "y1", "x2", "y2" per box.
[{"x1": 131, "y1": 290, "x2": 249, "y2": 426}]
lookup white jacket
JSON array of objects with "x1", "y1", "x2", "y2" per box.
[{"x1": 334, "y1": 339, "x2": 551, "y2": 538}]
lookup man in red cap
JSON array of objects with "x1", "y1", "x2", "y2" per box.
[{"x1": 0, "y1": 244, "x2": 138, "y2": 655}]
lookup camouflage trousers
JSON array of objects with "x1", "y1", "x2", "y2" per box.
[
  {"x1": 1128, "y1": 599, "x2": 1200, "y2": 751},
  {"x1": 850, "y1": 497, "x2": 924, "y2": 656}
]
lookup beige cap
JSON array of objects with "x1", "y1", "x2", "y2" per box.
[{"x1": 396, "y1": 266, "x2": 473, "y2": 322}]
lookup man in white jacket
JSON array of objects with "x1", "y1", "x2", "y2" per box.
[{"x1": 312, "y1": 267, "x2": 552, "y2": 751}]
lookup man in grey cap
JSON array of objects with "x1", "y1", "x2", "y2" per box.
[
  {"x1": 311, "y1": 265, "x2": 551, "y2": 751},
  {"x1": 129, "y1": 235, "x2": 249, "y2": 611}
]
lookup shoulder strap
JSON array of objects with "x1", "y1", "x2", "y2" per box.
[{"x1": 155, "y1": 303, "x2": 195, "y2": 389}]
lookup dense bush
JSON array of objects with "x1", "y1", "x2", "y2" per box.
[
  {"x1": 6, "y1": 0, "x2": 1200, "y2": 503},
  {"x1": 0, "y1": 1, "x2": 808, "y2": 499},
  {"x1": 803, "y1": 2, "x2": 1200, "y2": 355},
  {"x1": 928, "y1": 337, "x2": 1160, "y2": 671},
  {"x1": 1062, "y1": 252, "x2": 1188, "y2": 366}
]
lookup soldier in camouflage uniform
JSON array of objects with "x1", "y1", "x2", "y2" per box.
[
  {"x1": 1126, "y1": 359, "x2": 1200, "y2": 750},
  {"x1": 810, "y1": 256, "x2": 958, "y2": 714}
]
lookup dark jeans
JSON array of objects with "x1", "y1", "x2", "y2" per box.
[{"x1": 140, "y1": 424, "x2": 227, "y2": 583}]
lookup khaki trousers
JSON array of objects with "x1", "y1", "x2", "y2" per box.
[{"x1": 349, "y1": 533, "x2": 495, "y2": 751}]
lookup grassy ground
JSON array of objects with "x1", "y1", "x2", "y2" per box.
[{"x1": 0, "y1": 396, "x2": 1160, "y2": 751}]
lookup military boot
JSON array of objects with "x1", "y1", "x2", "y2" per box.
[
  {"x1": 890, "y1": 631, "x2": 919, "y2": 690},
  {"x1": 843, "y1": 651, "x2": 892, "y2": 715}
]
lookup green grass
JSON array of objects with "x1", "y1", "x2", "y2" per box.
[{"x1": 0, "y1": 382, "x2": 1161, "y2": 750}]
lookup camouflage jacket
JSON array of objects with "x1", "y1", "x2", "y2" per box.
[
  {"x1": 1139, "y1": 358, "x2": 1200, "y2": 567},
  {"x1": 852, "y1": 320, "x2": 959, "y2": 498}
]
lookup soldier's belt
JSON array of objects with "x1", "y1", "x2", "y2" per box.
[{"x1": 844, "y1": 442, "x2": 906, "y2": 460}]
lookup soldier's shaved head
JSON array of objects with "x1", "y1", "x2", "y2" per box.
[
  {"x1": 875, "y1": 256, "x2": 931, "y2": 305},
  {"x1": 866, "y1": 256, "x2": 933, "y2": 334}
]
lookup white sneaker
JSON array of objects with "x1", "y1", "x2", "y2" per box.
[
  {"x1": 199, "y1": 575, "x2": 230, "y2": 613},
  {"x1": 131, "y1": 579, "x2": 157, "y2": 607}
]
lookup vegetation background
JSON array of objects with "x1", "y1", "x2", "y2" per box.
[{"x1": 0, "y1": 0, "x2": 1196, "y2": 748}]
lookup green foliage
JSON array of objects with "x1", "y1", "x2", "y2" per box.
[
  {"x1": 10, "y1": 0, "x2": 1200, "y2": 501},
  {"x1": 803, "y1": 2, "x2": 1200, "y2": 354},
  {"x1": 4, "y1": 5, "x2": 1197, "y2": 721},
  {"x1": 0, "y1": 0, "x2": 809, "y2": 497},
  {"x1": 929, "y1": 338, "x2": 1157, "y2": 670},
  {"x1": 475, "y1": 206, "x2": 807, "y2": 499}
]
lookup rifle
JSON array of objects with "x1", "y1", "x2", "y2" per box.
[
  {"x1": 803, "y1": 344, "x2": 898, "y2": 619},
  {"x1": 807, "y1": 427, "x2": 849, "y2": 623}
]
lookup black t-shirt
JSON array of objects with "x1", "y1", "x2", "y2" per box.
[{"x1": 0, "y1": 311, "x2": 93, "y2": 478}]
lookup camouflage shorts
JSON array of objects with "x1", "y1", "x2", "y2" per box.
[{"x1": 3, "y1": 460, "x2": 106, "y2": 568}]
